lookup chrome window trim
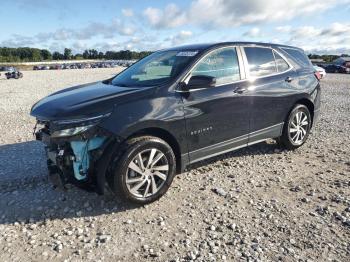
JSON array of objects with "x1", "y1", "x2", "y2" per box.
[
  {"x1": 175, "y1": 44, "x2": 295, "y2": 93},
  {"x1": 240, "y1": 45, "x2": 294, "y2": 80},
  {"x1": 280, "y1": 46, "x2": 313, "y2": 67},
  {"x1": 184, "y1": 79, "x2": 247, "y2": 92},
  {"x1": 236, "y1": 46, "x2": 247, "y2": 79},
  {"x1": 177, "y1": 46, "x2": 245, "y2": 90}
]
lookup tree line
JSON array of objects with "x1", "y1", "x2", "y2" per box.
[
  {"x1": 1, "y1": 46, "x2": 349, "y2": 63},
  {"x1": 0, "y1": 47, "x2": 152, "y2": 62}
]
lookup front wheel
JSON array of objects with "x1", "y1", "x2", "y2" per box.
[
  {"x1": 109, "y1": 136, "x2": 176, "y2": 204},
  {"x1": 279, "y1": 104, "x2": 311, "y2": 150}
]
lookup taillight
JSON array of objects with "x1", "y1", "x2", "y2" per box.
[{"x1": 314, "y1": 71, "x2": 321, "y2": 81}]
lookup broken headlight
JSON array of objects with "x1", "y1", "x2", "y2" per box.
[
  {"x1": 50, "y1": 113, "x2": 111, "y2": 138},
  {"x1": 51, "y1": 124, "x2": 95, "y2": 138}
]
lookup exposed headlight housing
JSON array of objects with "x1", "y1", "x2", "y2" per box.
[
  {"x1": 51, "y1": 124, "x2": 95, "y2": 138},
  {"x1": 49, "y1": 113, "x2": 111, "y2": 138}
]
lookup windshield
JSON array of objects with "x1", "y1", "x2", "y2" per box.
[{"x1": 111, "y1": 50, "x2": 198, "y2": 87}]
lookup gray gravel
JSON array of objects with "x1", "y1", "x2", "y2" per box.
[{"x1": 0, "y1": 70, "x2": 349, "y2": 261}]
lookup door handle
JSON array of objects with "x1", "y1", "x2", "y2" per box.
[
  {"x1": 285, "y1": 76, "x2": 293, "y2": 82},
  {"x1": 233, "y1": 87, "x2": 246, "y2": 94}
]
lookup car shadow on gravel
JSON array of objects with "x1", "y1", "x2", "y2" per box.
[
  {"x1": 0, "y1": 141, "x2": 140, "y2": 225},
  {"x1": 0, "y1": 140, "x2": 281, "y2": 225}
]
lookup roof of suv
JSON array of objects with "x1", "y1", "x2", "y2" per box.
[{"x1": 165, "y1": 42, "x2": 303, "y2": 52}]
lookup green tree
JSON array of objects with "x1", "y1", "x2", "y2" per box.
[
  {"x1": 40, "y1": 49, "x2": 52, "y2": 60},
  {"x1": 52, "y1": 51, "x2": 64, "y2": 60},
  {"x1": 64, "y1": 48, "x2": 72, "y2": 60},
  {"x1": 83, "y1": 50, "x2": 89, "y2": 59}
]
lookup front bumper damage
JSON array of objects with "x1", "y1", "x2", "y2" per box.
[{"x1": 34, "y1": 122, "x2": 119, "y2": 194}]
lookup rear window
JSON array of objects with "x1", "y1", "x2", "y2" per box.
[
  {"x1": 244, "y1": 47, "x2": 277, "y2": 77},
  {"x1": 273, "y1": 50, "x2": 290, "y2": 72},
  {"x1": 281, "y1": 48, "x2": 312, "y2": 67}
]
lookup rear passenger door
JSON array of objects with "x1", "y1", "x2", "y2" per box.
[{"x1": 242, "y1": 46, "x2": 298, "y2": 143}]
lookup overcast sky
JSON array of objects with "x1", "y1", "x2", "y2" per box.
[{"x1": 1, "y1": 0, "x2": 350, "y2": 54}]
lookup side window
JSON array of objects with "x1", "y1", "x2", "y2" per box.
[
  {"x1": 281, "y1": 48, "x2": 312, "y2": 67},
  {"x1": 192, "y1": 47, "x2": 240, "y2": 85},
  {"x1": 244, "y1": 47, "x2": 277, "y2": 77},
  {"x1": 273, "y1": 50, "x2": 290, "y2": 72}
]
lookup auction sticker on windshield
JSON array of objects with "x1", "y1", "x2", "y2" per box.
[{"x1": 176, "y1": 51, "x2": 198, "y2": 57}]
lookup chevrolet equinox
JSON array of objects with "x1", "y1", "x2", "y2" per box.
[{"x1": 31, "y1": 42, "x2": 321, "y2": 204}]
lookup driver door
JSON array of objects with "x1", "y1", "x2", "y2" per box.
[{"x1": 181, "y1": 47, "x2": 250, "y2": 163}]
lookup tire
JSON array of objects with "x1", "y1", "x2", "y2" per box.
[
  {"x1": 109, "y1": 136, "x2": 176, "y2": 204},
  {"x1": 279, "y1": 104, "x2": 312, "y2": 150}
]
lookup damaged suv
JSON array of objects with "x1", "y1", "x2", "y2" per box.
[{"x1": 31, "y1": 42, "x2": 321, "y2": 204}]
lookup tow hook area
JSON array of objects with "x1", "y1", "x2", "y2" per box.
[
  {"x1": 47, "y1": 164, "x2": 66, "y2": 190},
  {"x1": 70, "y1": 137, "x2": 106, "y2": 180}
]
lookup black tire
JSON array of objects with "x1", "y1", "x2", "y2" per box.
[
  {"x1": 109, "y1": 136, "x2": 176, "y2": 205},
  {"x1": 279, "y1": 104, "x2": 312, "y2": 150}
]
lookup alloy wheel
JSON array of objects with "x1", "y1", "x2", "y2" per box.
[
  {"x1": 289, "y1": 111, "x2": 309, "y2": 145},
  {"x1": 126, "y1": 148, "x2": 169, "y2": 198}
]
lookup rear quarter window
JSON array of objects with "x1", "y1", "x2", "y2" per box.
[
  {"x1": 281, "y1": 48, "x2": 312, "y2": 68},
  {"x1": 244, "y1": 47, "x2": 277, "y2": 77},
  {"x1": 273, "y1": 50, "x2": 290, "y2": 72}
]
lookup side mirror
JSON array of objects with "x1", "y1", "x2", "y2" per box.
[{"x1": 187, "y1": 75, "x2": 216, "y2": 89}]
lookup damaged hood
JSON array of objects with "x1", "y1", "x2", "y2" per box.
[{"x1": 30, "y1": 81, "x2": 139, "y2": 120}]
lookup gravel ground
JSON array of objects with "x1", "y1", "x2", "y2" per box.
[{"x1": 0, "y1": 70, "x2": 349, "y2": 261}]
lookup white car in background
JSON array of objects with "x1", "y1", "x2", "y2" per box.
[{"x1": 313, "y1": 65, "x2": 326, "y2": 79}]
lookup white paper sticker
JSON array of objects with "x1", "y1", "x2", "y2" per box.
[{"x1": 176, "y1": 51, "x2": 198, "y2": 57}]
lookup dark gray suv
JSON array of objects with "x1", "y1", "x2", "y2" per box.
[{"x1": 31, "y1": 42, "x2": 321, "y2": 204}]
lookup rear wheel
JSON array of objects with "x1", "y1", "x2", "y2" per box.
[
  {"x1": 279, "y1": 104, "x2": 311, "y2": 150},
  {"x1": 109, "y1": 136, "x2": 176, "y2": 204}
]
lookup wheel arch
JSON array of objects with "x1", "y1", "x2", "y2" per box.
[
  {"x1": 293, "y1": 98, "x2": 315, "y2": 127},
  {"x1": 126, "y1": 127, "x2": 183, "y2": 173}
]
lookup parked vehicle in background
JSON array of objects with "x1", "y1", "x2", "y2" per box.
[
  {"x1": 316, "y1": 64, "x2": 327, "y2": 69},
  {"x1": 49, "y1": 65, "x2": 61, "y2": 70},
  {"x1": 29, "y1": 60, "x2": 136, "y2": 72},
  {"x1": 0, "y1": 66, "x2": 15, "y2": 72},
  {"x1": 333, "y1": 57, "x2": 350, "y2": 68},
  {"x1": 35, "y1": 66, "x2": 43, "y2": 70},
  {"x1": 313, "y1": 65, "x2": 326, "y2": 79},
  {"x1": 31, "y1": 42, "x2": 321, "y2": 204},
  {"x1": 325, "y1": 64, "x2": 350, "y2": 74},
  {"x1": 5, "y1": 70, "x2": 23, "y2": 79}
]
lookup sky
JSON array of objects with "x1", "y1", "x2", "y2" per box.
[{"x1": 0, "y1": 0, "x2": 350, "y2": 54}]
